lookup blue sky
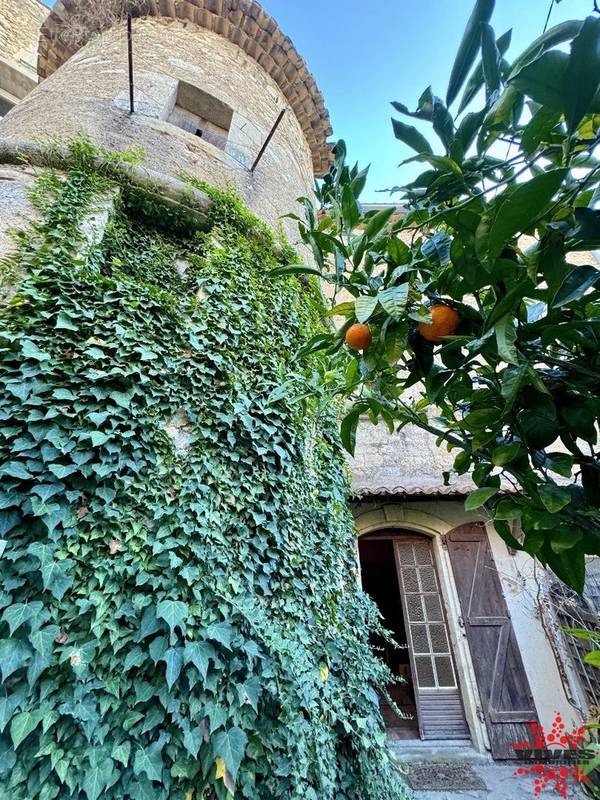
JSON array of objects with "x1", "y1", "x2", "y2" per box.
[{"x1": 42, "y1": 0, "x2": 596, "y2": 200}]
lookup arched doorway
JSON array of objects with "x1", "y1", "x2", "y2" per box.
[{"x1": 358, "y1": 529, "x2": 470, "y2": 741}]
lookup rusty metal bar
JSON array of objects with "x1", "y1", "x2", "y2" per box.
[
  {"x1": 127, "y1": 13, "x2": 135, "y2": 114},
  {"x1": 251, "y1": 108, "x2": 286, "y2": 173}
]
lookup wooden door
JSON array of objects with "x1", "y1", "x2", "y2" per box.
[
  {"x1": 445, "y1": 523, "x2": 538, "y2": 759},
  {"x1": 394, "y1": 537, "x2": 470, "y2": 740}
]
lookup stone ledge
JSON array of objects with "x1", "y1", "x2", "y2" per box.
[{"x1": 0, "y1": 137, "x2": 213, "y2": 232}]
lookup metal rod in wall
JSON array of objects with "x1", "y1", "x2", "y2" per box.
[
  {"x1": 127, "y1": 13, "x2": 135, "y2": 115},
  {"x1": 251, "y1": 108, "x2": 286, "y2": 173}
]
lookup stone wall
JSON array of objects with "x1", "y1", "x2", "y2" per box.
[
  {"x1": 0, "y1": 0, "x2": 46, "y2": 79},
  {"x1": 0, "y1": 18, "x2": 316, "y2": 239}
]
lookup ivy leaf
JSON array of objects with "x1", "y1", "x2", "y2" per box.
[
  {"x1": 41, "y1": 560, "x2": 74, "y2": 600},
  {"x1": 55, "y1": 312, "x2": 79, "y2": 331},
  {"x1": 161, "y1": 647, "x2": 183, "y2": 690},
  {"x1": 21, "y1": 340, "x2": 51, "y2": 362},
  {"x1": 204, "y1": 622, "x2": 233, "y2": 649},
  {"x1": 29, "y1": 625, "x2": 60, "y2": 658},
  {"x1": 212, "y1": 726, "x2": 247, "y2": 785},
  {"x1": 111, "y1": 740, "x2": 131, "y2": 767},
  {"x1": 48, "y1": 463, "x2": 79, "y2": 479},
  {"x1": 0, "y1": 694, "x2": 21, "y2": 734},
  {"x1": 133, "y1": 742, "x2": 163, "y2": 782},
  {"x1": 183, "y1": 725, "x2": 204, "y2": 758},
  {"x1": 354, "y1": 296, "x2": 379, "y2": 324},
  {"x1": 89, "y1": 431, "x2": 111, "y2": 447},
  {"x1": 10, "y1": 710, "x2": 43, "y2": 749},
  {"x1": 0, "y1": 639, "x2": 31, "y2": 681},
  {"x1": 183, "y1": 641, "x2": 215, "y2": 681},
  {"x1": 0, "y1": 511, "x2": 20, "y2": 537},
  {"x1": 0, "y1": 462, "x2": 33, "y2": 481},
  {"x1": 465, "y1": 487, "x2": 499, "y2": 511},
  {"x1": 82, "y1": 753, "x2": 115, "y2": 800},
  {"x1": 123, "y1": 647, "x2": 145, "y2": 671},
  {"x1": 156, "y1": 600, "x2": 188, "y2": 635},
  {"x1": 27, "y1": 541, "x2": 55, "y2": 567},
  {"x1": 1, "y1": 602, "x2": 44, "y2": 636}
]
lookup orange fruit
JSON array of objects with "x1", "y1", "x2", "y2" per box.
[
  {"x1": 418, "y1": 304, "x2": 460, "y2": 343},
  {"x1": 345, "y1": 323, "x2": 372, "y2": 351}
]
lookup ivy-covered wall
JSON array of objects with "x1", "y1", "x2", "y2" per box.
[{"x1": 0, "y1": 143, "x2": 407, "y2": 800}]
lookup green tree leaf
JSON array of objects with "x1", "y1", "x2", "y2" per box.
[
  {"x1": 354, "y1": 296, "x2": 379, "y2": 323},
  {"x1": 509, "y1": 51, "x2": 568, "y2": 109},
  {"x1": 379, "y1": 285, "x2": 408, "y2": 319},
  {"x1": 465, "y1": 487, "x2": 499, "y2": 511},
  {"x1": 485, "y1": 169, "x2": 567, "y2": 260},
  {"x1": 446, "y1": 0, "x2": 495, "y2": 107},
  {"x1": 269, "y1": 264, "x2": 322, "y2": 278},
  {"x1": 564, "y1": 15, "x2": 600, "y2": 136},
  {"x1": 391, "y1": 118, "x2": 432, "y2": 155},
  {"x1": 481, "y1": 22, "x2": 501, "y2": 95},
  {"x1": 340, "y1": 405, "x2": 365, "y2": 456},
  {"x1": 551, "y1": 265, "x2": 600, "y2": 308},
  {"x1": 539, "y1": 483, "x2": 572, "y2": 513}
]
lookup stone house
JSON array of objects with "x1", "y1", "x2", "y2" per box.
[{"x1": 0, "y1": 0, "x2": 598, "y2": 768}]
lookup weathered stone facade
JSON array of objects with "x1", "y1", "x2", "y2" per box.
[{"x1": 0, "y1": 0, "x2": 46, "y2": 107}]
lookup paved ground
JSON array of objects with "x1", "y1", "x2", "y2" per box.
[
  {"x1": 404, "y1": 762, "x2": 587, "y2": 799},
  {"x1": 389, "y1": 743, "x2": 588, "y2": 799}
]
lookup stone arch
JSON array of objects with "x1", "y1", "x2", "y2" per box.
[
  {"x1": 354, "y1": 503, "x2": 489, "y2": 753},
  {"x1": 37, "y1": 0, "x2": 332, "y2": 175}
]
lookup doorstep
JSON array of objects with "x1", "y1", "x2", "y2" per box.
[{"x1": 388, "y1": 738, "x2": 492, "y2": 764}]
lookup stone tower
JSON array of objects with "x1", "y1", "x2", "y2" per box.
[
  {"x1": 0, "y1": 0, "x2": 332, "y2": 235},
  {"x1": 0, "y1": 4, "x2": 407, "y2": 800}
]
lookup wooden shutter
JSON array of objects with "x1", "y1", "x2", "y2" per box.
[
  {"x1": 394, "y1": 537, "x2": 470, "y2": 740},
  {"x1": 445, "y1": 523, "x2": 538, "y2": 759}
]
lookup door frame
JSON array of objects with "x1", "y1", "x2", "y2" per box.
[{"x1": 354, "y1": 504, "x2": 489, "y2": 753}]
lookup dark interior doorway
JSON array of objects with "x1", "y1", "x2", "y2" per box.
[{"x1": 358, "y1": 537, "x2": 420, "y2": 739}]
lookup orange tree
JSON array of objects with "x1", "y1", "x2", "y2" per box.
[{"x1": 276, "y1": 0, "x2": 600, "y2": 591}]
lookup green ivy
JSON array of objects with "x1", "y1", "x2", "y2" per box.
[{"x1": 0, "y1": 143, "x2": 407, "y2": 800}]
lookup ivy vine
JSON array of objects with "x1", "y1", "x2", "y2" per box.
[{"x1": 0, "y1": 141, "x2": 407, "y2": 800}]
